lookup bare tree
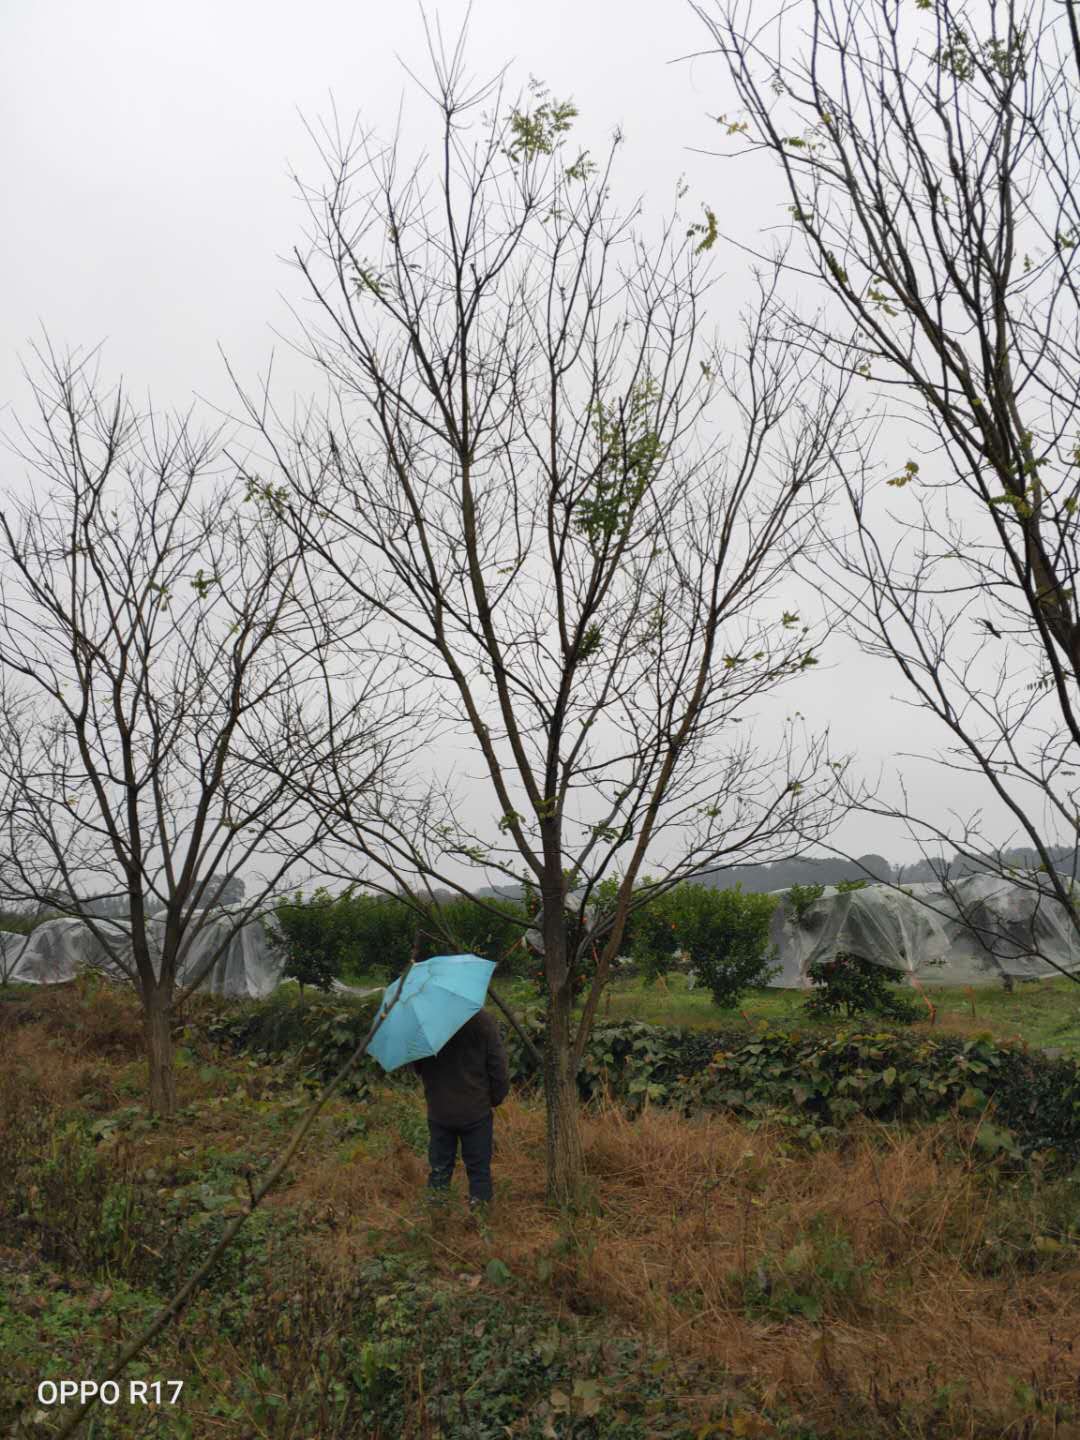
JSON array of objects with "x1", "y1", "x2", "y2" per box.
[
  {"x1": 0, "y1": 344, "x2": 409, "y2": 1112},
  {"x1": 695, "y1": 0, "x2": 1080, "y2": 979},
  {"x1": 237, "y1": 36, "x2": 858, "y2": 1203}
]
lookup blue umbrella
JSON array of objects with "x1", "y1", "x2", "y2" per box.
[{"x1": 366, "y1": 953, "x2": 496, "y2": 1072}]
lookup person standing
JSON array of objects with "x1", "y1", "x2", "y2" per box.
[{"x1": 412, "y1": 1007, "x2": 509, "y2": 1212}]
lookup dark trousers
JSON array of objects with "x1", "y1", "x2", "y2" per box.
[{"x1": 427, "y1": 1111, "x2": 494, "y2": 1202}]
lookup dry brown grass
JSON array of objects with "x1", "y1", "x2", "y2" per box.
[
  {"x1": 0, "y1": 1019, "x2": 126, "y2": 1116},
  {"x1": 913, "y1": 1011, "x2": 1029, "y2": 1046},
  {"x1": 0, "y1": 975, "x2": 145, "y2": 1058},
  {"x1": 294, "y1": 1089, "x2": 1080, "y2": 1436},
  {"x1": 5, "y1": 982, "x2": 1080, "y2": 1436},
  {"x1": 578, "y1": 1103, "x2": 1079, "y2": 1423},
  {"x1": 0, "y1": 989, "x2": 315, "y2": 1175}
]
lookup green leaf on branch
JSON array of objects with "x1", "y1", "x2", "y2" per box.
[
  {"x1": 565, "y1": 150, "x2": 596, "y2": 181},
  {"x1": 505, "y1": 79, "x2": 578, "y2": 162},
  {"x1": 687, "y1": 205, "x2": 718, "y2": 254},
  {"x1": 578, "y1": 624, "x2": 602, "y2": 660},
  {"x1": 575, "y1": 378, "x2": 664, "y2": 549},
  {"x1": 887, "y1": 460, "x2": 920, "y2": 488},
  {"x1": 190, "y1": 568, "x2": 217, "y2": 599},
  {"x1": 485, "y1": 1257, "x2": 512, "y2": 1286}
]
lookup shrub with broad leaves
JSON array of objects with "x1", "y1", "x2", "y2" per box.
[{"x1": 804, "y1": 951, "x2": 922, "y2": 1024}]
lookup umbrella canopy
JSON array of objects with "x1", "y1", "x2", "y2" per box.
[{"x1": 367, "y1": 953, "x2": 496, "y2": 1073}]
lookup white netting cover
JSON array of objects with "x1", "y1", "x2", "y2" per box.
[
  {"x1": 0, "y1": 929, "x2": 29, "y2": 984},
  {"x1": 171, "y1": 912, "x2": 281, "y2": 997},
  {"x1": 8, "y1": 874, "x2": 1077, "y2": 996},
  {"x1": 767, "y1": 874, "x2": 1080, "y2": 987},
  {"x1": 5, "y1": 911, "x2": 282, "y2": 998},
  {"x1": 5, "y1": 918, "x2": 130, "y2": 985}
]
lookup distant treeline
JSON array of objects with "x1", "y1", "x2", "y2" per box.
[
  {"x1": 4, "y1": 845, "x2": 1074, "y2": 939},
  {"x1": 697, "y1": 844, "x2": 1078, "y2": 891},
  {"x1": 468, "y1": 855, "x2": 890, "y2": 899},
  {"x1": 472, "y1": 843, "x2": 1079, "y2": 901},
  {"x1": 0, "y1": 873, "x2": 247, "y2": 928}
]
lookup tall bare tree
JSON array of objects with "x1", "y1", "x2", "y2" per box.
[
  {"x1": 695, "y1": 0, "x2": 1080, "y2": 978},
  {"x1": 237, "y1": 39, "x2": 858, "y2": 1203},
  {"x1": 0, "y1": 345, "x2": 409, "y2": 1112}
]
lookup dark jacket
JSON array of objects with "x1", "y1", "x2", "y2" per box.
[{"x1": 413, "y1": 1009, "x2": 510, "y2": 1128}]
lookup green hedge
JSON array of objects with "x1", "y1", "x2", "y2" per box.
[
  {"x1": 268, "y1": 879, "x2": 784, "y2": 1004},
  {"x1": 200, "y1": 992, "x2": 387, "y2": 1099},
  {"x1": 201, "y1": 998, "x2": 1080, "y2": 1167},
  {"x1": 501, "y1": 1012, "x2": 737, "y2": 1102},
  {"x1": 679, "y1": 1028, "x2": 1080, "y2": 1158},
  {"x1": 270, "y1": 890, "x2": 535, "y2": 983},
  {"x1": 0, "y1": 911, "x2": 49, "y2": 935},
  {"x1": 615, "y1": 881, "x2": 779, "y2": 1006},
  {"x1": 502, "y1": 1017, "x2": 1080, "y2": 1165}
]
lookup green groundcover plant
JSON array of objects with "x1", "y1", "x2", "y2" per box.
[
  {"x1": 203, "y1": 998, "x2": 1080, "y2": 1166},
  {"x1": 0, "y1": 1106, "x2": 753, "y2": 1439}
]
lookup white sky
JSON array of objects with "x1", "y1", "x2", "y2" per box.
[{"x1": 1, "y1": 0, "x2": 1036, "y2": 886}]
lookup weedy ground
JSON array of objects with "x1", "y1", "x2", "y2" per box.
[{"x1": 2, "y1": 976, "x2": 1080, "y2": 1438}]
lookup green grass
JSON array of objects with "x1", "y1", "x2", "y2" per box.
[
  {"x1": 611, "y1": 973, "x2": 1080, "y2": 1052},
  {"x1": 346, "y1": 968, "x2": 1080, "y2": 1056},
  {"x1": 606, "y1": 974, "x2": 1080, "y2": 1054},
  {"x1": 0, "y1": 982, "x2": 37, "y2": 1001},
  {"x1": 9, "y1": 965, "x2": 1080, "y2": 1058},
  {"x1": 916, "y1": 974, "x2": 1080, "y2": 1054}
]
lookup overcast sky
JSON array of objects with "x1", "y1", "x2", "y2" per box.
[{"x1": 1, "y1": 0, "x2": 1035, "y2": 884}]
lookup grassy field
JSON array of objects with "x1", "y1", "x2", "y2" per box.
[
  {"x1": 346, "y1": 966, "x2": 1080, "y2": 1057},
  {"x1": 3, "y1": 976, "x2": 1080, "y2": 1438},
  {"x1": 619, "y1": 974, "x2": 1080, "y2": 1055}
]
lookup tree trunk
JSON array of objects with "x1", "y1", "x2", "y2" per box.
[
  {"x1": 543, "y1": 981, "x2": 587, "y2": 1207},
  {"x1": 143, "y1": 988, "x2": 177, "y2": 1117}
]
